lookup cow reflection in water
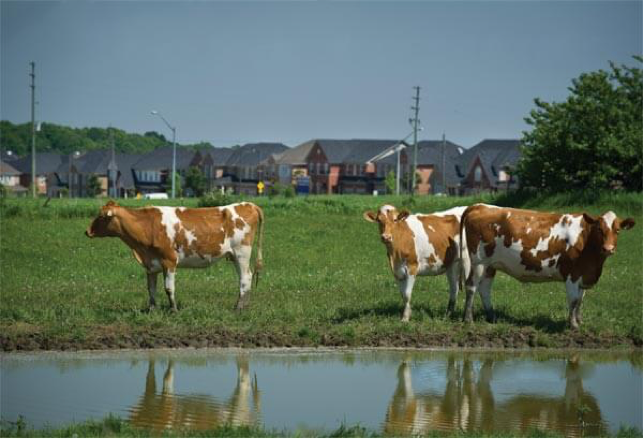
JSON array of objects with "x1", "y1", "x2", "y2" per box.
[
  {"x1": 384, "y1": 355, "x2": 604, "y2": 437},
  {"x1": 130, "y1": 357, "x2": 260, "y2": 431}
]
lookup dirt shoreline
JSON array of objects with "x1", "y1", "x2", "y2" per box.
[{"x1": 2, "y1": 327, "x2": 641, "y2": 352}]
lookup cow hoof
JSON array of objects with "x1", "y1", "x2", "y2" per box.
[
  {"x1": 170, "y1": 307, "x2": 178, "y2": 313},
  {"x1": 485, "y1": 311, "x2": 496, "y2": 323}
]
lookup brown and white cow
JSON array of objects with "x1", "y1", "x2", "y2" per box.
[
  {"x1": 460, "y1": 204, "x2": 635, "y2": 328},
  {"x1": 363, "y1": 205, "x2": 470, "y2": 321},
  {"x1": 86, "y1": 200, "x2": 264, "y2": 311}
]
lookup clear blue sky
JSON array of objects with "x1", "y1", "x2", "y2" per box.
[{"x1": 1, "y1": 0, "x2": 641, "y2": 149}]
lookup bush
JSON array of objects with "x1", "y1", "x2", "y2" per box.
[{"x1": 198, "y1": 190, "x2": 243, "y2": 207}]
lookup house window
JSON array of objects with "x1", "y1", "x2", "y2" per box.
[
  {"x1": 323, "y1": 163, "x2": 329, "y2": 175},
  {"x1": 474, "y1": 166, "x2": 482, "y2": 183},
  {"x1": 309, "y1": 163, "x2": 315, "y2": 175},
  {"x1": 498, "y1": 170, "x2": 508, "y2": 182}
]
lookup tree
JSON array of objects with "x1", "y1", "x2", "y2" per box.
[
  {"x1": 517, "y1": 56, "x2": 643, "y2": 192},
  {"x1": 384, "y1": 170, "x2": 396, "y2": 194},
  {"x1": 86, "y1": 174, "x2": 102, "y2": 197},
  {"x1": 184, "y1": 166, "x2": 207, "y2": 197}
]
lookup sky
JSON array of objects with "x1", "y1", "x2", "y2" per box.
[{"x1": 1, "y1": 0, "x2": 641, "y2": 149}]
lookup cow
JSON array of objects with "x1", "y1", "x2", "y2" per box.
[
  {"x1": 460, "y1": 204, "x2": 635, "y2": 328},
  {"x1": 363, "y1": 205, "x2": 470, "y2": 321},
  {"x1": 85, "y1": 200, "x2": 264, "y2": 311}
]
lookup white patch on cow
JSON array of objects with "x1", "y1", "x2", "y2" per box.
[
  {"x1": 526, "y1": 227, "x2": 532, "y2": 234},
  {"x1": 379, "y1": 205, "x2": 397, "y2": 215},
  {"x1": 428, "y1": 225, "x2": 435, "y2": 232},
  {"x1": 529, "y1": 214, "x2": 583, "y2": 257},
  {"x1": 184, "y1": 229, "x2": 197, "y2": 247},
  {"x1": 156, "y1": 206, "x2": 182, "y2": 242},
  {"x1": 406, "y1": 215, "x2": 444, "y2": 274},
  {"x1": 506, "y1": 212, "x2": 511, "y2": 218},
  {"x1": 602, "y1": 211, "x2": 616, "y2": 229}
]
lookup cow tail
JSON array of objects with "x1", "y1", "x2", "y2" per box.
[{"x1": 252, "y1": 204, "x2": 264, "y2": 289}]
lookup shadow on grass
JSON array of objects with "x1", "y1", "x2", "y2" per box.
[
  {"x1": 493, "y1": 308, "x2": 568, "y2": 334},
  {"x1": 331, "y1": 301, "x2": 449, "y2": 324}
]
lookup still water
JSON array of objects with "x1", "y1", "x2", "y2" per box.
[{"x1": 1, "y1": 349, "x2": 641, "y2": 436}]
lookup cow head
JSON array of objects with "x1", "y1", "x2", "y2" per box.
[
  {"x1": 86, "y1": 200, "x2": 121, "y2": 238},
  {"x1": 583, "y1": 211, "x2": 635, "y2": 256},
  {"x1": 363, "y1": 205, "x2": 410, "y2": 244}
]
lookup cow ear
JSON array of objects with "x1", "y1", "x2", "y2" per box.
[
  {"x1": 396, "y1": 210, "x2": 410, "y2": 222},
  {"x1": 582, "y1": 213, "x2": 597, "y2": 225},
  {"x1": 620, "y1": 218, "x2": 636, "y2": 230},
  {"x1": 363, "y1": 211, "x2": 377, "y2": 223}
]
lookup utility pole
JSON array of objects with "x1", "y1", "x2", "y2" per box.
[
  {"x1": 30, "y1": 62, "x2": 36, "y2": 198},
  {"x1": 108, "y1": 127, "x2": 118, "y2": 198},
  {"x1": 410, "y1": 86, "x2": 421, "y2": 195},
  {"x1": 442, "y1": 132, "x2": 446, "y2": 194}
]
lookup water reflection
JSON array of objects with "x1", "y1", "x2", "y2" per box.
[
  {"x1": 129, "y1": 356, "x2": 261, "y2": 431},
  {"x1": 384, "y1": 354, "x2": 605, "y2": 437}
]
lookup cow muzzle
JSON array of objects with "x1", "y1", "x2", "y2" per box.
[
  {"x1": 85, "y1": 229, "x2": 94, "y2": 238},
  {"x1": 381, "y1": 234, "x2": 393, "y2": 244},
  {"x1": 602, "y1": 245, "x2": 615, "y2": 255}
]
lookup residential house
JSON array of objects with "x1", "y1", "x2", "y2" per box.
[
  {"x1": 414, "y1": 140, "x2": 465, "y2": 195},
  {"x1": 456, "y1": 139, "x2": 521, "y2": 194},
  {"x1": 12, "y1": 152, "x2": 64, "y2": 196},
  {"x1": 131, "y1": 146, "x2": 202, "y2": 194},
  {"x1": 0, "y1": 160, "x2": 27, "y2": 195},
  {"x1": 223, "y1": 143, "x2": 289, "y2": 194}
]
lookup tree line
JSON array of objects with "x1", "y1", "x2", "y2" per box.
[{"x1": 0, "y1": 121, "x2": 215, "y2": 156}]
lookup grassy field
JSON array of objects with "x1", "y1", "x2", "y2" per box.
[
  {"x1": 2, "y1": 415, "x2": 641, "y2": 438},
  {"x1": 1, "y1": 192, "x2": 641, "y2": 351}
]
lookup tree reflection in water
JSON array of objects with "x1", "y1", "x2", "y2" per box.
[
  {"x1": 129, "y1": 356, "x2": 261, "y2": 431},
  {"x1": 384, "y1": 354, "x2": 605, "y2": 437}
]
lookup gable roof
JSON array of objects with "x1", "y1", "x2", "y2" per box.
[
  {"x1": 305, "y1": 139, "x2": 404, "y2": 165},
  {"x1": 415, "y1": 140, "x2": 464, "y2": 186},
  {"x1": 274, "y1": 141, "x2": 316, "y2": 165},
  {"x1": 132, "y1": 146, "x2": 197, "y2": 171},
  {"x1": 225, "y1": 143, "x2": 289, "y2": 167},
  {"x1": 457, "y1": 139, "x2": 521, "y2": 183},
  {"x1": 12, "y1": 152, "x2": 64, "y2": 175},
  {"x1": 0, "y1": 160, "x2": 21, "y2": 176}
]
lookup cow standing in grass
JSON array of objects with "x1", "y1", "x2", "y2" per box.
[
  {"x1": 363, "y1": 205, "x2": 470, "y2": 321},
  {"x1": 460, "y1": 204, "x2": 635, "y2": 328},
  {"x1": 86, "y1": 201, "x2": 264, "y2": 311}
]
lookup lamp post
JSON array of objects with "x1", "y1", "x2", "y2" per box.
[{"x1": 151, "y1": 110, "x2": 177, "y2": 198}]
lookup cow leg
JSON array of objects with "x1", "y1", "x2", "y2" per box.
[
  {"x1": 147, "y1": 272, "x2": 158, "y2": 311},
  {"x1": 446, "y1": 263, "x2": 459, "y2": 317},
  {"x1": 398, "y1": 274, "x2": 416, "y2": 322},
  {"x1": 565, "y1": 278, "x2": 582, "y2": 329},
  {"x1": 464, "y1": 264, "x2": 485, "y2": 323},
  {"x1": 575, "y1": 288, "x2": 585, "y2": 325},
  {"x1": 233, "y1": 246, "x2": 253, "y2": 311},
  {"x1": 163, "y1": 269, "x2": 178, "y2": 312},
  {"x1": 478, "y1": 267, "x2": 496, "y2": 323}
]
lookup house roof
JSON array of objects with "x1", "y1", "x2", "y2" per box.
[
  {"x1": 209, "y1": 147, "x2": 236, "y2": 165},
  {"x1": 415, "y1": 140, "x2": 464, "y2": 187},
  {"x1": 0, "y1": 160, "x2": 21, "y2": 176},
  {"x1": 12, "y1": 152, "x2": 64, "y2": 175},
  {"x1": 457, "y1": 139, "x2": 521, "y2": 183},
  {"x1": 307, "y1": 139, "x2": 404, "y2": 165},
  {"x1": 226, "y1": 143, "x2": 289, "y2": 167},
  {"x1": 274, "y1": 141, "x2": 315, "y2": 165},
  {"x1": 132, "y1": 146, "x2": 197, "y2": 171}
]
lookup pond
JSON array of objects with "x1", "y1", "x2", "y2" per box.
[{"x1": 1, "y1": 349, "x2": 641, "y2": 436}]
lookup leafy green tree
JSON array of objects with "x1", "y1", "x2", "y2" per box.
[
  {"x1": 517, "y1": 57, "x2": 643, "y2": 192},
  {"x1": 384, "y1": 170, "x2": 396, "y2": 194},
  {"x1": 86, "y1": 174, "x2": 102, "y2": 197},
  {"x1": 184, "y1": 166, "x2": 207, "y2": 197}
]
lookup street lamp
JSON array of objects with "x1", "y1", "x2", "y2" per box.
[{"x1": 151, "y1": 110, "x2": 177, "y2": 198}]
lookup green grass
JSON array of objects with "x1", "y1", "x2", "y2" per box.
[
  {"x1": 1, "y1": 192, "x2": 642, "y2": 350},
  {"x1": 2, "y1": 415, "x2": 641, "y2": 438}
]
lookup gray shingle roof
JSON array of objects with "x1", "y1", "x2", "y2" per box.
[
  {"x1": 457, "y1": 139, "x2": 521, "y2": 183},
  {"x1": 132, "y1": 147, "x2": 197, "y2": 171},
  {"x1": 0, "y1": 160, "x2": 21, "y2": 175},
  {"x1": 13, "y1": 153, "x2": 64, "y2": 175},
  {"x1": 312, "y1": 139, "x2": 404, "y2": 165},
  {"x1": 226, "y1": 143, "x2": 289, "y2": 167},
  {"x1": 415, "y1": 140, "x2": 464, "y2": 186},
  {"x1": 275, "y1": 141, "x2": 316, "y2": 165}
]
